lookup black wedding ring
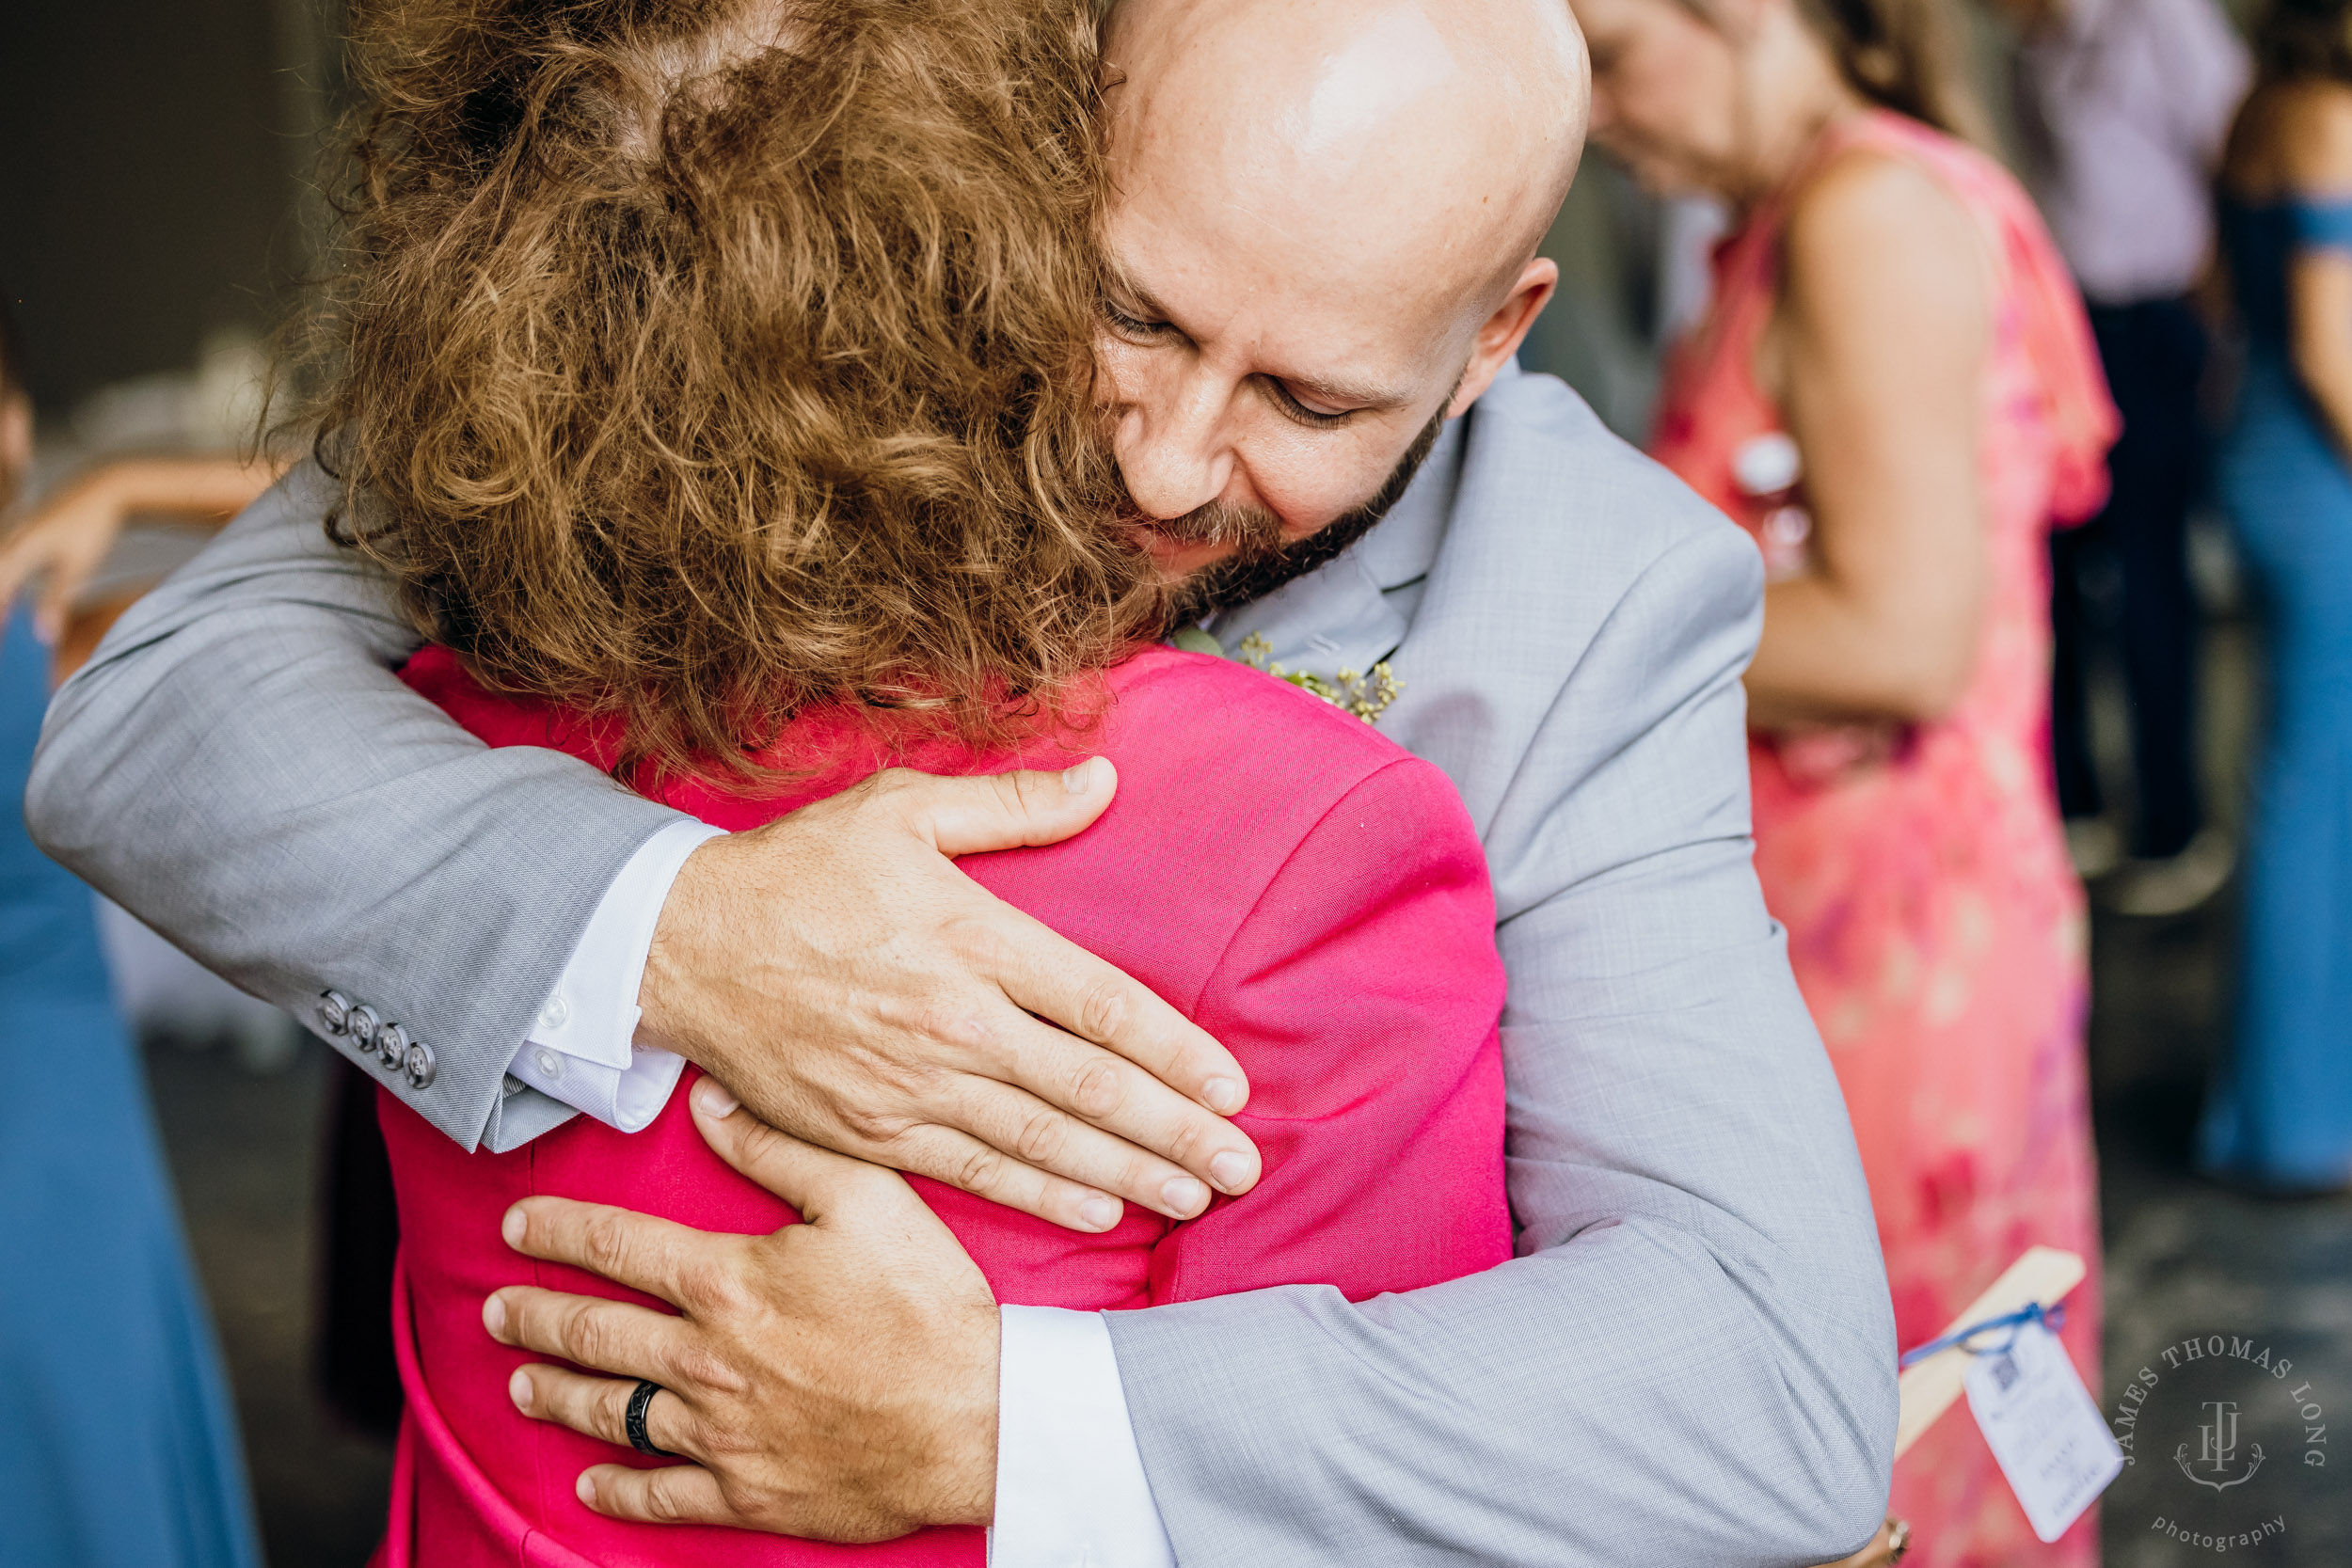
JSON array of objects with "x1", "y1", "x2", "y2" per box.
[{"x1": 625, "y1": 1378, "x2": 677, "y2": 1458}]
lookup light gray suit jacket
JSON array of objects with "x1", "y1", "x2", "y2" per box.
[{"x1": 29, "y1": 362, "x2": 1896, "y2": 1565}]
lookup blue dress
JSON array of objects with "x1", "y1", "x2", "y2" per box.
[
  {"x1": 2200, "y1": 196, "x2": 2352, "y2": 1188},
  {"x1": 0, "y1": 606, "x2": 262, "y2": 1566}
]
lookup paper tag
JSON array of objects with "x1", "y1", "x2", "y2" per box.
[{"x1": 1963, "y1": 1318, "x2": 2124, "y2": 1542}]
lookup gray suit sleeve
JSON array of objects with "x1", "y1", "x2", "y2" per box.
[
  {"x1": 25, "y1": 463, "x2": 689, "y2": 1149},
  {"x1": 1105, "y1": 527, "x2": 1898, "y2": 1566}
]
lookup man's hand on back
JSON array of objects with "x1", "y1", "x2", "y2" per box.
[
  {"x1": 638, "y1": 755, "x2": 1263, "y2": 1232},
  {"x1": 486, "y1": 1081, "x2": 999, "y2": 1538}
]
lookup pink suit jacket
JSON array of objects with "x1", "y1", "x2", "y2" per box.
[{"x1": 378, "y1": 642, "x2": 1510, "y2": 1566}]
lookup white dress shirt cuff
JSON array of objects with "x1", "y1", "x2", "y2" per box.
[
  {"x1": 503, "y1": 818, "x2": 725, "y2": 1132},
  {"x1": 991, "y1": 1306, "x2": 1174, "y2": 1568}
]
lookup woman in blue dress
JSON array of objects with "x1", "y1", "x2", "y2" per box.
[
  {"x1": 0, "y1": 317, "x2": 262, "y2": 1562},
  {"x1": 2202, "y1": 0, "x2": 2352, "y2": 1190}
]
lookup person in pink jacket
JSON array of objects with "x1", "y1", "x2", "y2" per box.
[
  {"x1": 384, "y1": 643, "x2": 1509, "y2": 1566},
  {"x1": 292, "y1": 3, "x2": 1512, "y2": 1561}
]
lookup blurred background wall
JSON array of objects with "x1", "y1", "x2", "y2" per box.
[{"x1": 0, "y1": 0, "x2": 337, "y2": 412}]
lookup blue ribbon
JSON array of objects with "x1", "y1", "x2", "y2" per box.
[{"x1": 1899, "y1": 1299, "x2": 2068, "y2": 1370}]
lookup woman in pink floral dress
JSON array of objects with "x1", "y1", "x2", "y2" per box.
[{"x1": 1572, "y1": 0, "x2": 2119, "y2": 1561}]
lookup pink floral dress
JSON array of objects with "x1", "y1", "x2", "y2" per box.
[{"x1": 1651, "y1": 111, "x2": 2118, "y2": 1568}]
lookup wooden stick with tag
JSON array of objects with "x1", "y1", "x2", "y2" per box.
[
  {"x1": 1812, "y1": 1245, "x2": 2089, "y2": 1568},
  {"x1": 1893, "y1": 1244, "x2": 2086, "y2": 1461}
]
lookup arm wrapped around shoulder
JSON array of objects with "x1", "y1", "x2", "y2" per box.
[{"x1": 1146, "y1": 754, "x2": 1510, "y2": 1304}]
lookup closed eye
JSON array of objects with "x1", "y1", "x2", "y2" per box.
[
  {"x1": 1100, "y1": 293, "x2": 1360, "y2": 428},
  {"x1": 1261, "y1": 376, "x2": 1356, "y2": 429},
  {"x1": 1101, "y1": 299, "x2": 1177, "y2": 343}
]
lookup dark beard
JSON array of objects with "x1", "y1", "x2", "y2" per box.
[{"x1": 1159, "y1": 400, "x2": 1451, "y2": 626}]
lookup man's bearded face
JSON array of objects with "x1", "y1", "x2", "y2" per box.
[{"x1": 1138, "y1": 399, "x2": 1451, "y2": 626}]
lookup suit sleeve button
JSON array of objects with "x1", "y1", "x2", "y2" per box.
[
  {"x1": 375, "y1": 1022, "x2": 410, "y2": 1069},
  {"x1": 318, "y1": 990, "x2": 353, "y2": 1036},
  {"x1": 405, "y1": 1042, "x2": 437, "y2": 1090},
  {"x1": 346, "y1": 1005, "x2": 381, "y2": 1049}
]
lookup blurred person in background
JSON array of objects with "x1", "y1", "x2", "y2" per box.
[
  {"x1": 0, "y1": 451, "x2": 283, "y2": 665},
  {"x1": 2006, "y1": 0, "x2": 2249, "y2": 911},
  {"x1": 2200, "y1": 0, "x2": 2352, "y2": 1192},
  {"x1": 1575, "y1": 0, "x2": 2119, "y2": 1560},
  {"x1": 0, "y1": 307, "x2": 263, "y2": 1567}
]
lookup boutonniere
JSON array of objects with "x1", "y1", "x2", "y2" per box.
[{"x1": 1172, "y1": 626, "x2": 1402, "y2": 725}]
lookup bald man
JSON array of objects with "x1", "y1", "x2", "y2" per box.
[{"x1": 30, "y1": 0, "x2": 1896, "y2": 1562}]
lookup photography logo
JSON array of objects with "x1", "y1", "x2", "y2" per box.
[
  {"x1": 2111, "y1": 1332, "x2": 2327, "y2": 1555},
  {"x1": 2179, "y1": 1400, "x2": 2260, "y2": 1492}
]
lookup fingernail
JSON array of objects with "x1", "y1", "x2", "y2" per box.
[
  {"x1": 576, "y1": 1472, "x2": 598, "y2": 1507},
  {"x1": 501, "y1": 1206, "x2": 527, "y2": 1249},
  {"x1": 1077, "y1": 1195, "x2": 1120, "y2": 1230},
  {"x1": 1201, "y1": 1076, "x2": 1242, "y2": 1114},
  {"x1": 1209, "y1": 1150, "x2": 1253, "y2": 1193},
  {"x1": 1161, "y1": 1175, "x2": 1209, "y2": 1216},
  {"x1": 692, "y1": 1078, "x2": 739, "y2": 1117},
  {"x1": 483, "y1": 1294, "x2": 507, "y2": 1337},
  {"x1": 509, "y1": 1367, "x2": 533, "y2": 1413},
  {"x1": 1062, "y1": 757, "x2": 1098, "y2": 793}
]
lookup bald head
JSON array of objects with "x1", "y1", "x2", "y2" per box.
[
  {"x1": 1090, "y1": 0, "x2": 1587, "y2": 592},
  {"x1": 1104, "y1": 0, "x2": 1587, "y2": 314}
]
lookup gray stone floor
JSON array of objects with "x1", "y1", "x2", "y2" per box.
[
  {"x1": 2090, "y1": 900, "x2": 2352, "y2": 1568},
  {"x1": 147, "y1": 1039, "x2": 391, "y2": 1568},
  {"x1": 2078, "y1": 618, "x2": 2351, "y2": 1567}
]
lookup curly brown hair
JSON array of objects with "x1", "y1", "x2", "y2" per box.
[{"x1": 297, "y1": 0, "x2": 1164, "y2": 781}]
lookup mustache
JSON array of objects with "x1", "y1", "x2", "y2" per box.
[{"x1": 1119, "y1": 496, "x2": 1285, "y2": 552}]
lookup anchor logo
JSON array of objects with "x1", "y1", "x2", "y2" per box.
[{"x1": 2175, "y1": 1401, "x2": 2265, "y2": 1492}]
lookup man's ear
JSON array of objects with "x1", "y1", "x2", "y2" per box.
[
  {"x1": 1446, "y1": 257, "x2": 1558, "y2": 418},
  {"x1": 0, "y1": 394, "x2": 31, "y2": 510}
]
